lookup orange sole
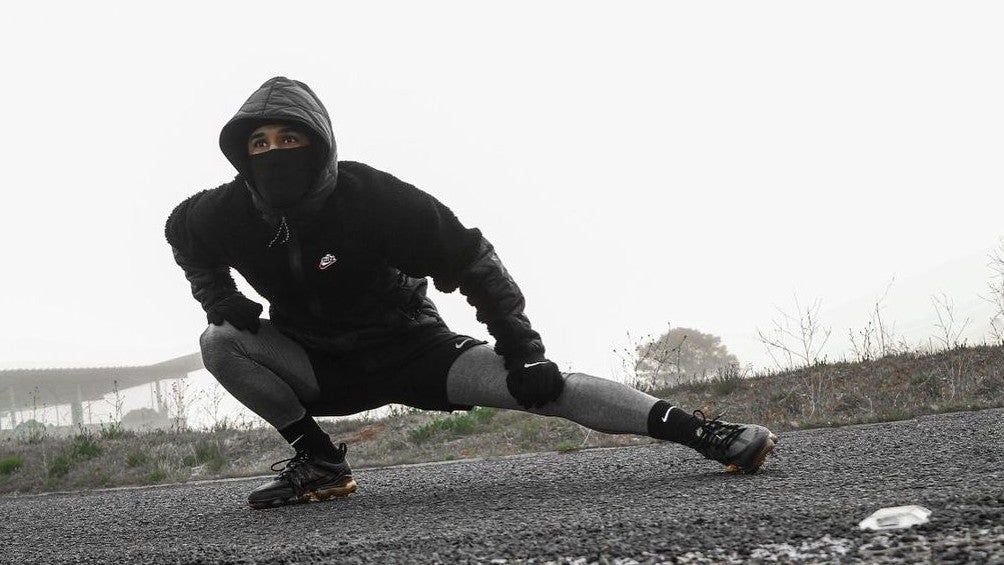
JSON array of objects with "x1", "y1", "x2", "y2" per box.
[
  {"x1": 250, "y1": 478, "x2": 358, "y2": 509},
  {"x1": 305, "y1": 478, "x2": 358, "y2": 502}
]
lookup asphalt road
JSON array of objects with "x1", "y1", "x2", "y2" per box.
[{"x1": 1, "y1": 408, "x2": 1002, "y2": 564}]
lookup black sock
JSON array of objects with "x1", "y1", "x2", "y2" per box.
[
  {"x1": 278, "y1": 414, "x2": 340, "y2": 461},
  {"x1": 647, "y1": 400, "x2": 702, "y2": 447}
]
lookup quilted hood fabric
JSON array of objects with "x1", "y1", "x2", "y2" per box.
[{"x1": 219, "y1": 76, "x2": 338, "y2": 226}]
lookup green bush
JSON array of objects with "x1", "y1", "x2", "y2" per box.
[
  {"x1": 94, "y1": 473, "x2": 112, "y2": 487},
  {"x1": 0, "y1": 456, "x2": 24, "y2": 475},
  {"x1": 516, "y1": 419, "x2": 547, "y2": 443},
  {"x1": 443, "y1": 413, "x2": 477, "y2": 434},
  {"x1": 70, "y1": 432, "x2": 103, "y2": 460},
  {"x1": 125, "y1": 451, "x2": 148, "y2": 468},
  {"x1": 14, "y1": 420, "x2": 47, "y2": 444},
  {"x1": 49, "y1": 454, "x2": 73, "y2": 477},
  {"x1": 712, "y1": 364, "x2": 744, "y2": 396},
  {"x1": 183, "y1": 440, "x2": 226, "y2": 473},
  {"x1": 408, "y1": 409, "x2": 493, "y2": 444},
  {"x1": 99, "y1": 422, "x2": 130, "y2": 440},
  {"x1": 407, "y1": 423, "x2": 436, "y2": 443},
  {"x1": 713, "y1": 377, "x2": 741, "y2": 396},
  {"x1": 471, "y1": 406, "x2": 497, "y2": 424},
  {"x1": 554, "y1": 440, "x2": 581, "y2": 453}
]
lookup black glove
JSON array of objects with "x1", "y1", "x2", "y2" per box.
[
  {"x1": 505, "y1": 354, "x2": 565, "y2": 409},
  {"x1": 206, "y1": 294, "x2": 263, "y2": 334}
]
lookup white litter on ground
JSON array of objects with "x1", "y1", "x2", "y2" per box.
[{"x1": 859, "y1": 505, "x2": 932, "y2": 531}]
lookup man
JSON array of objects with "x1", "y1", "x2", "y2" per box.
[{"x1": 165, "y1": 76, "x2": 777, "y2": 510}]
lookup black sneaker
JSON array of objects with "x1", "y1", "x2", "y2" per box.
[
  {"x1": 248, "y1": 443, "x2": 357, "y2": 509},
  {"x1": 691, "y1": 411, "x2": 778, "y2": 474}
]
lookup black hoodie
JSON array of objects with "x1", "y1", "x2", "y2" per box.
[{"x1": 165, "y1": 77, "x2": 544, "y2": 370}]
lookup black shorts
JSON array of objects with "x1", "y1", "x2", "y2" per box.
[{"x1": 303, "y1": 330, "x2": 487, "y2": 416}]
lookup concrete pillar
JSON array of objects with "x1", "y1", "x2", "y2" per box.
[
  {"x1": 155, "y1": 380, "x2": 166, "y2": 414},
  {"x1": 71, "y1": 384, "x2": 83, "y2": 427},
  {"x1": 8, "y1": 388, "x2": 16, "y2": 428}
]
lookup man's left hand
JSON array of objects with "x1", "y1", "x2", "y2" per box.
[{"x1": 506, "y1": 356, "x2": 565, "y2": 409}]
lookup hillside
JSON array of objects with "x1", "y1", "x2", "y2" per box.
[{"x1": 1, "y1": 343, "x2": 1001, "y2": 496}]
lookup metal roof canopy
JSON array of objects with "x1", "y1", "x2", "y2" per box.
[{"x1": 0, "y1": 353, "x2": 204, "y2": 412}]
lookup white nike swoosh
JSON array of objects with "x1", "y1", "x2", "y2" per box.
[
  {"x1": 661, "y1": 407, "x2": 674, "y2": 422},
  {"x1": 454, "y1": 338, "x2": 473, "y2": 349},
  {"x1": 523, "y1": 361, "x2": 548, "y2": 368}
]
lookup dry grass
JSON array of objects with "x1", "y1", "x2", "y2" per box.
[
  {"x1": 1, "y1": 343, "x2": 1001, "y2": 496},
  {"x1": 654, "y1": 343, "x2": 1004, "y2": 431}
]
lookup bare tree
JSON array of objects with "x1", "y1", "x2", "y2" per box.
[
  {"x1": 931, "y1": 293, "x2": 971, "y2": 350},
  {"x1": 757, "y1": 294, "x2": 832, "y2": 370},
  {"x1": 849, "y1": 277, "x2": 906, "y2": 361},
  {"x1": 986, "y1": 239, "x2": 1004, "y2": 345},
  {"x1": 615, "y1": 327, "x2": 678, "y2": 391},
  {"x1": 104, "y1": 380, "x2": 125, "y2": 424},
  {"x1": 848, "y1": 323, "x2": 875, "y2": 363},
  {"x1": 633, "y1": 329, "x2": 686, "y2": 386},
  {"x1": 169, "y1": 378, "x2": 190, "y2": 432},
  {"x1": 199, "y1": 383, "x2": 233, "y2": 432}
]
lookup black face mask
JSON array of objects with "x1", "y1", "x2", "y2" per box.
[{"x1": 248, "y1": 146, "x2": 318, "y2": 210}]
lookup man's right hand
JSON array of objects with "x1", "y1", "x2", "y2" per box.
[
  {"x1": 505, "y1": 355, "x2": 565, "y2": 409},
  {"x1": 206, "y1": 294, "x2": 263, "y2": 333}
]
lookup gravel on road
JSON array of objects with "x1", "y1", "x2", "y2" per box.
[{"x1": 1, "y1": 408, "x2": 1002, "y2": 564}]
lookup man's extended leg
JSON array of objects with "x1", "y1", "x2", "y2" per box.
[
  {"x1": 199, "y1": 320, "x2": 356, "y2": 507},
  {"x1": 445, "y1": 345, "x2": 777, "y2": 473}
]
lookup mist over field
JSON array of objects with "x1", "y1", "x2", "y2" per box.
[{"x1": 1, "y1": 2, "x2": 1002, "y2": 430}]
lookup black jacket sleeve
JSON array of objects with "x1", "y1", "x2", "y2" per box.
[
  {"x1": 374, "y1": 173, "x2": 545, "y2": 367},
  {"x1": 455, "y1": 237, "x2": 546, "y2": 367},
  {"x1": 164, "y1": 193, "x2": 241, "y2": 313}
]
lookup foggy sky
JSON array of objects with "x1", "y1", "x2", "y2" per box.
[{"x1": 2, "y1": 1, "x2": 1002, "y2": 379}]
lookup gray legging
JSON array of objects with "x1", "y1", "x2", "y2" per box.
[{"x1": 200, "y1": 319, "x2": 656, "y2": 435}]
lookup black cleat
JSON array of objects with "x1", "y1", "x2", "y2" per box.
[
  {"x1": 691, "y1": 411, "x2": 778, "y2": 474},
  {"x1": 248, "y1": 443, "x2": 357, "y2": 509}
]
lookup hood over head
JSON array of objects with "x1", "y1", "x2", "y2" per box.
[{"x1": 219, "y1": 76, "x2": 338, "y2": 227}]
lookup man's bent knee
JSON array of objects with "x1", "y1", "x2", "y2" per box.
[{"x1": 199, "y1": 321, "x2": 251, "y2": 373}]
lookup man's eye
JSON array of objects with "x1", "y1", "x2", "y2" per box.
[
  {"x1": 252, "y1": 139, "x2": 268, "y2": 148},
  {"x1": 282, "y1": 135, "x2": 300, "y2": 144}
]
